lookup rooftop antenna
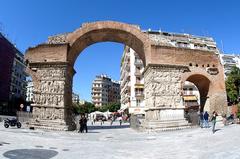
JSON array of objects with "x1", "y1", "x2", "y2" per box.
[{"x1": 220, "y1": 40, "x2": 224, "y2": 53}]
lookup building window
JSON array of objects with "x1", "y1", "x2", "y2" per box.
[
  {"x1": 189, "y1": 88, "x2": 193, "y2": 95},
  {"x1": 136, "y1": 99, "x2": 141, "y2": 107}
]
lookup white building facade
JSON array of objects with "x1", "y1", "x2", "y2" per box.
[
  {"x1": 72, "y1": 92, "x2": 80, "y2": 104},
  {"x1": 91, "y1": 75, "x2": 120, "y2": 107},
  {"x1": 219, "y1": 53, "x2": 240, "y2": 78},
  {"x1": 26, "y1": 80, "x2": 34, "y2": 102},
  {"x1": 120, "y1": 46, "x2": 146, "y2": 114}
]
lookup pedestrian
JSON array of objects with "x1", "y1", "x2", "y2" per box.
[
  {"x1": 203, "y1": 111, "x2": 209, "y2": 128},
  {"x1": 211, "y1": 111, "x2": 218, "y2": 133},
  {"x1": 222, "y1": 114, "x2": 227, "y2": 126},
  {"x1": 119, "y1": 116, "x2": 123, "y2": 126},
  {"x1": 199, "y1": 112, "x2": 204, "y2": 128},
  {"x1": 78, "y1": 115, "x2": 84, "y2": 133},
  {"x1": 110, "y1": 117, "x2": 114, "y2": 126},
  {"x1": 83, "y1": 115, "x2": 88, "y2": 133}
]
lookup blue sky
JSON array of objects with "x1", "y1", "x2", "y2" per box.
[{"x1": 1, "y1": 0, "x2": 240, "y2": 101}]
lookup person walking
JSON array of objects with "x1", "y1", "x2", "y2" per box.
[
  {"x1": 118, "y1": 116, "x2": 123, "y2": 126},
  {"x1": 203, "y1": 111, "x2": 209, "y2": 128},
  {"x1": 78, "y1": 115, "x2": 84, "y2": 133},
  {"x1": 83, "y1": 115, "x2": 88, "y2": 133},
  {"x1": 211, "y1": 111, "x2": 218, "y2": 133}
]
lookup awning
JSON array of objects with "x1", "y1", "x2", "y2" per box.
[
  {"x1": 183, "y1": 95, "x2": 197, "y2": 101},
  {"x1": 135, "y1": 84, "x2": 144, "y2": 89}
]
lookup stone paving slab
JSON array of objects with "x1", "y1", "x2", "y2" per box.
[{"x1": 0, "y1": 121, "x2": 240, "y2": 159}]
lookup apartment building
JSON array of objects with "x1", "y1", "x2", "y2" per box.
[
  {"x1": 72, "y1": 92, "x2": 80, "y2": 104},
  {"x1": 0, "y1": 33, "x2": 16, "y2": 103},
  {"x1": 91, "y1": 75, "x2": 120, "y2": 107},
  {"x1": 0, "y1": 32, "x2": 27, "y2": 115},
  {"x1": 182, "y1": 81, "x2": 200, "y2": 109},
  {"x1": 26, "y1": 80, "x2": 34, "y2": 102},
  {"x1": 10, "y1": 50, "x2": 27, "y2": 100},
  {"x1": 219, "y1": 53, "x2": 240, "y2": 78},
  {"x1": 145, "y1": 30, "x2": 218, "y2": 52},
  {"x1": 120, "y1": 46, "x2": 145, "y2": 115}
]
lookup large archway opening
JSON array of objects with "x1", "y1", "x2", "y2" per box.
[
  {"x1": 182, "y1": 74, "x2": 211, "y2": 125},
  {"x1": 185, "y1": 74, "x2": 210, "y2": 112},
  {"x1": 71, "y1": 41, "x2": 146, "y2": 130},
  {"x1": 65, "y1": 21, "x2": 149, "y2": 130}
]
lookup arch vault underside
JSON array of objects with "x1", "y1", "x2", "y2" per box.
[{"x1": 24, "y1": 21, "x2": 227, "y2": 131}]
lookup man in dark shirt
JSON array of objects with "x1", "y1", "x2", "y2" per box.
[{"x1": 203, "y1": 111, "x2": 209, "y2": 128}]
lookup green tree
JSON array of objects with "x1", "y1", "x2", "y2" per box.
[
  {"x1": 225, "y1": 66, "x2": 240, "y2": 104},
  {"x1": 97, "y1": 102, "x2": 121, "y2": 112},
  {"x1": 238, "y1": 104, "x2": 240, "y2": 118},
  {"x1": 73, "y1": 102, "x2": 96, "y2": 114},
  {"x1": 107, "y1": 102, "x2": 121, "y2": 112}
]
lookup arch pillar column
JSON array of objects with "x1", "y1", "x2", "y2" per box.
[
  {"x1": 28, "y1": 61, "x2": 76, "y2": 130},
  {"x1": 143, "y1": 64, "x2": 190, "y2": 130}
]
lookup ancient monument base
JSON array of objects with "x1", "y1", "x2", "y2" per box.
[
  {"x1": 27, "y1": 119, "x2": 69, "y2": 131},
  {"x1": 143, "y1": 108, "x2": 191, "y2": 131}
]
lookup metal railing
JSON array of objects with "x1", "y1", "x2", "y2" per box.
[{"x1": 16, "y1": 111, "x2": 33, "y2": 123}]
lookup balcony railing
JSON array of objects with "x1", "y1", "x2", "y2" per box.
[
  {"x1": 134, "y1": 59, "x2": 143, "y2": 66},
  {"x1": 134, "y1": 70, "x2": 142, "y2": 76},
  {"x1": 135, "y1": 92, "x2": 144, "y2": 98}
]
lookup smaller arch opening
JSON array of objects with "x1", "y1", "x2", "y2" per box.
[
  {"x1": 212, "y1": 64, "x2": 215, "y2": 67},
  {"x1": 196, "y1": 64, "x2": 198, "y2": 67},
  {"x1": 207, "y1": 64, "x2": 210, "y2": 67},
  {"x1": 202, "y1": 64, "x2": 204, "y2": 67},
  {"x1": 189, "y1": 63, "x2": 192, "y2": 66}
]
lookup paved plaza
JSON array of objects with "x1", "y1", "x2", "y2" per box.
[{"x1": 0, "y1": 121, "x2": 240, "y2": 159}]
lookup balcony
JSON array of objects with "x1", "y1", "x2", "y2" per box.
[
  {"x1": 134, "y1": 70, "x2": 142, "y2": 76},
  {"x1": 134, "y1": 59, "x2": 143, "y2": 66},
  {"x1": 135, "y1": 80, "x2": 143, "y2": 85},
  {"x1": 135, "y1": 92, "x2": 144, "y2": 98},
  {"x1": 92, "y1": 86, "x2": 102, "y2": 89},
  {"x1": 92, "y1": 95, "x2": 102, "y2": 98},
  {"x1": 92, "y1": 89, "x2": 102, "y2": 93}
]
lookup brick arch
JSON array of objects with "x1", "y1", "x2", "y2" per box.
[
  {"x1": 66, "y1": 21, "x2": 151, "y2": 66},
  {"x1": 181, "y1": 69, "x2": 213, "y2": 111}
]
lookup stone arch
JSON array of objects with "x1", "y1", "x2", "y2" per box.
[
  {"x1": 24, "y1": 21, "x2": 227, "y2": 130},
  {"x1": 181, "y1": 68, "x2": 219, "y2": 113},
  {"x1": 183, "y1": 74, "x2": 211, "y2": 112},
  {"x1": 66, "y1": 21, "x2": 151, "y2": 66}
]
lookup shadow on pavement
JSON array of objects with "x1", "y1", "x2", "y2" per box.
[
  {"x1": 214, "y1": 128, "x2": 221, "y2": 133},
  {"x1": 87, "y1": 125, "x2": 130, "y2": 130},
  {"x1": 3, "y1": 149, "x2": 58, "y2": 159}
]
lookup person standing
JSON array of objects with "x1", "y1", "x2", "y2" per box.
[
  {"x1": 83, "y1": 115, "x2": 88, "y2": 133},
  {"x1": 118, "y1": 116, "x2": 123, "y2": 126},
  {"x1": 78, "y1": 115, "x2": 84, "y2": 133},
  {"x1": 211, "y1": 111, "x2": 218, "y2": 133},
  {"x1": 203, "y1": 111, "x2": 209, "y2": 128}
]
